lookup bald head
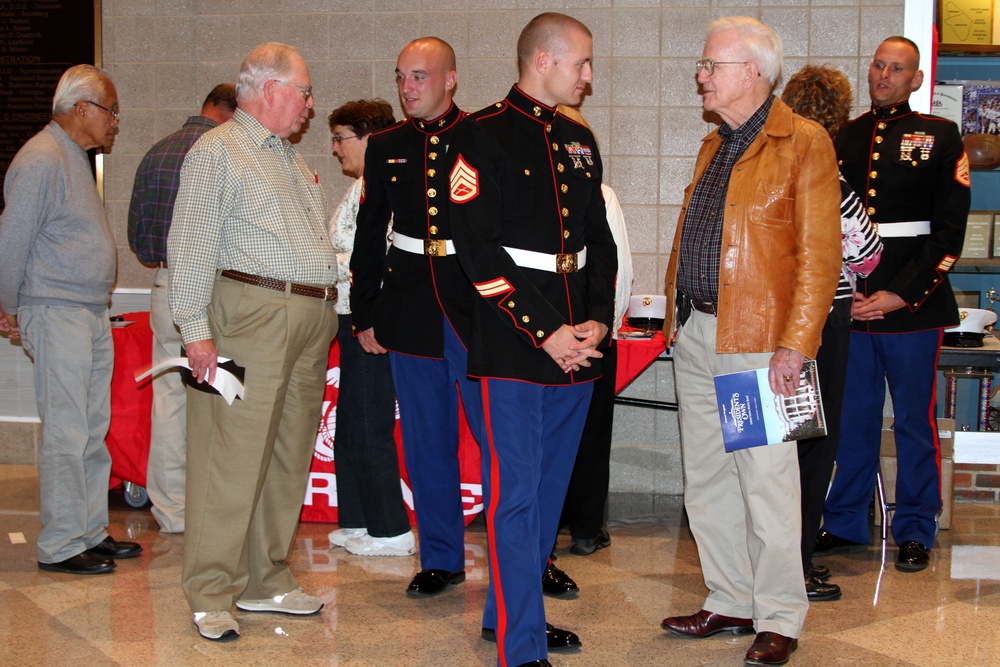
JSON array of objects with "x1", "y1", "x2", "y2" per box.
[
  {"x1": 517, "y1": 12, "x2": 592, "y2": 76},
  {"x1": 396, "y1": 36, "x2": 458, "y2": 120}
]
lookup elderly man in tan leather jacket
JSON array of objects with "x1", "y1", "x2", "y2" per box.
[{"x1": 659, "y1": 17, "x2": 841, "y2": 667}]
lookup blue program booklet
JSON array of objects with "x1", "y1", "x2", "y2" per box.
[{"x1": 714, "y1": 359, "x2": 826, "y2": 451}]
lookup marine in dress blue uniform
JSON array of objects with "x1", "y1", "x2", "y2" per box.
[
  {"x1": 350, "y1": 37, "x2": 482, "y2": 595},
  {"x1": 820, "y1": 37, "x2": 970, "y2": 572},
  {"x1": 448, "y1": 14, "x2": 617, "y2": 667}
]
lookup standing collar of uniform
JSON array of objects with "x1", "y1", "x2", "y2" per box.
[
  {"x1": 869, "y1": 100, "x2": 912, "y2": 120},
  {"x1": 232, "y1": 107, "x2": 295, "y2": 154},
  {"x1": 409, "y1": 101, "x2": 463, "y2": 134},
  {"x1": 505, "y1": 85, "x2": 556, "y2": 124}
]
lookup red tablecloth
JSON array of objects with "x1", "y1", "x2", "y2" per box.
[
  {"x1": 104, "y1": 315, "x2": 668, "y2": 523},
  {"x1": 106, "y1": 311, "x2": 153, "y2": 489}
]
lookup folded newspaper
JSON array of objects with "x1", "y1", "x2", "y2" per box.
[
  {"x1": 135, "y1": 356, "x2": 245, "y2": 405},
  {"x1": 714, "y1": 359, "x2": 825, "y2": 451}
]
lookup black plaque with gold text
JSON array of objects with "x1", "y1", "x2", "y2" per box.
[{"x1": 0, "y1": 1, "x2": 98, "y2": 209}]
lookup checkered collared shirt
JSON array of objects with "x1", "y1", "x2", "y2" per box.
[
  {"x1": 677, "y1": 96, "x2": 773, "y2": 305},
  {"x1": 167, "y1": 108, "x2": 335, "y2": 344}
]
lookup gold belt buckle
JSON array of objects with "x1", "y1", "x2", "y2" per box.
[
  {"x1": 424, "y1": 239, "x2": 446, "y2": 256},
  {"x1": 555, "y1": 253, "x2": 578, "y2": 274}
]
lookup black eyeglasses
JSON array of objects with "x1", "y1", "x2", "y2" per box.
[
  {"x1": 85, "y1": 100, "x2": 119, "y2": 121},
  {"x1": 273, "y1": 80, "x2": 313, "y2": 101},
  {"x1": 695, "y1": 59, "x2": 750, "y2": 76},
  {"x1": 331, "y1": 134, "x2": 359, "y2": 146}
]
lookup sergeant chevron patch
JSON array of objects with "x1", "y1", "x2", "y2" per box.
[
  {"x1": 450, "y1": 155, "x2": 479, "y2": 203},
  {"x1": 938, "y1": 255, "x2": 956, "y2": 272}
]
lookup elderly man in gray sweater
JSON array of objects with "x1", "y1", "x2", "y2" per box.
[{"x1": 0, "y1": 64, "x2": 141, "y2": 575}]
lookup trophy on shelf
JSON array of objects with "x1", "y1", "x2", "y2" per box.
[{"x1": 987, "y1": 287, "x2": 998, "y2": 313}]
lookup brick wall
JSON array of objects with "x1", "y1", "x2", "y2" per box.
[{"x1": 954, "y1": 464, "x2": 1000, "y2": 503}]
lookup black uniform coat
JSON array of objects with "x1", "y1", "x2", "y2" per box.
[
  {"x1": 350, "y1": 101, "x2": 475, "y2": 357},
  {"x1": 836, "y1": 102, "x2": 970, "y2": 333},
  {"x1": 447, "y1": 86, "x2": 617, "y2": 385}
]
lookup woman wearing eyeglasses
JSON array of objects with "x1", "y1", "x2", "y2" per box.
[{"x1": 325, "y1": 99, "x2": 415, "y2": 557}]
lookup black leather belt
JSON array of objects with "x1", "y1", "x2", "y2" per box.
[
  {"x1": 690, "y1": 299, "x2": 717, "y2": 316},
  {"x1": 221, "y1": 269, "x2": 337, "y2": 301}
]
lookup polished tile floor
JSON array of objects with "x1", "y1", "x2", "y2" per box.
[{"x1": 1, "y1": 463, "x2": 998, "y2": 666}]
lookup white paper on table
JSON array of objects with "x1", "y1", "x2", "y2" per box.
[{"x1": 134, "y1": 357, "x2": 245, "y2": 405}]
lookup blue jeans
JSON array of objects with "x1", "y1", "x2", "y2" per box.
[{"x1": 334, "y1": 314, "x2": 410, "y2": 537}]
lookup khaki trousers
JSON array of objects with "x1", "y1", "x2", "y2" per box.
[
  {"x1": 147, "y1": 267, "x2": 186, "y2": 533},
  {"x1": 673, "y1": 310, "x2": 808, "y2": 638},
  {"x1": 182, "y1": 277, "x2": 336, "y2": 613}
]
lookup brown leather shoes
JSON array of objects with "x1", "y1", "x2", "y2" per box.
[
  {"x1": 660, "y1": 609, "x2": 754, "y2": 638},
  {"x1": 745, "y1": 631, "x2": 798, "y2": 665}
]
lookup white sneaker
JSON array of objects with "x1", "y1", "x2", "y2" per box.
[
  {"x1": 344, "y1": 531, "x2": 416, "y2": 557},
  {"x1": 193, "y1": 610, "x2": 240, "y2": 641},
  {"x1": 328, "y1": 527, "x2": 368, "y2": 548},
  {"x1": 235, "y1": 588, "x2": 324, "y2": 615}
]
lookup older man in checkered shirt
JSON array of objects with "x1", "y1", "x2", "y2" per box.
[{"x1": 168, "y1": 42, "x2": 336, "y2": 643}]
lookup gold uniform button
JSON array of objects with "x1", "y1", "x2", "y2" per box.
[
  {"x1": 391, "y1": 176, "x2": 397, "y2": 182},
  {"x1": 867, "y1": 206, "x2": 876, "y2": 215},
  {"x1": 870, "y1": 171, "x2": 878, "y2": 178},
  {"x1": 429, "y1": 207, "x2": 438, "y2": 216},
  {"x1": 563, "y1": 230, "x2": 570, "y2": 239},
  {"x1": 546, "y1": 124, "x2": 552, "y2": 133},
  {"x1": 429, "y1": 152, "x2": 438, "y2": 160},
  {"x1": 388, "y1": 266, "x2": 393, "y2": 272},
  {"x1": 522, "y1": 315, "x2": 530, "y2": 323},
  {"x1": 868, "y1": 189, "x2": 876, "y2": 197},
  {"x1": 838, "y1": 159, "x2": 843, "y2": 166},
  {"x1": 872, "y1": 152, "x2": 880, "y2": 160},
  {"x1": 557, "y1": 164, "x2": 565, "y2": 173},
  {"x1": 524, "y1": 169, "x2": 531, "y2": 176},
  {"x1": 533, "y1": 106, "x2": 541, "y2": 117},
  {"x1": 560, "y1": 184, "x2": 568, "y2": 193},
  {"x1": 428, "y1": 169, "x2": 436, "y2": 177},
  {"x1": 561, "y1": 208, "x2": 569, "y2": 217},
  {"x1": 878, "y1": 122, "x2": 887, "y2": 130},
  {"x1": 586, "y1": 172, "x2": 591, "y2": 177},
  {"x1": 507, "y1": 300, "x2": 515, "y2": 308},
  {"x1": 912, "y1": 160, "x2": 918, "y2": 166},
  {"x1": 428, "y1": 188, "x2": 437, "y2": 197},
  {"x1": 552, "y1": 142, "x2": 559, "y2": 151},
  {"x1": 536, "y1": 330, "x2": 545, "y2": 338},
  {"x1": 924, "y1": 290, "x2": 930, "y2": 295},
  {"x1": 430, "y1": 136, "x2": 440, "y2": 145},
  {"x1": 875, "y1": 136, "x2": 883, "y2": 144},
  {"x1": 430, "y1": 225, "x2": 438, "y2": 234}
]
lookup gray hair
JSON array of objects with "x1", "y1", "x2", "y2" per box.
[
  {"x1": 236, "y1": 42, "x2": 303, "y2": 103},
  {"x1": 52, "y1": 64, "x2": 112, "y2": 116},
  {"x1": 708, "y1": 16, "x2": 783, "y2": 88}
]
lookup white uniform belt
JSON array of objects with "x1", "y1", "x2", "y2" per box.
[
  {"x1": 503, "y1": 246, "x2": 587, "y2": 273},
  {"x1": 876, "y1": 220, "x2": 931, "y2": 237},
  {"x1": 391, "y1": 231, "x2": 455, "y2": 256}
]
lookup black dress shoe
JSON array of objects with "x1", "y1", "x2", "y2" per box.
[
  {"x1": 87, "y1": 536, "x2": 143, "y2": 559},
  {"x1": 406, "y1": 569, "x2": 465, "y2": 597},
  {"x1": 895, "y1": 541, "x2": 930, "y2": 572},
  {"x1": 805, "y1": 575, "x2": 842, "y2": 601},
  {"x1": 814, "y1": 529, "x2": 867, "y2": 556},
  {"x1": 38, "y1": 552, "x2": 115, "y2": 575},
  {"x1": 570, "y1": 528, "x2": 611, "y2": 556},
  {"x1": 482, "y1": 623, "x2": 581, "y2": 651},
  {"x1": 807, "y1": 563, "x2": 831, "y2": 581},
  {"x1": 515, "y1": 662, "x2": 552, "y2": 667},
  {"x1": 542, "y1": 562, "x2": 578, "y2": 597}
]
